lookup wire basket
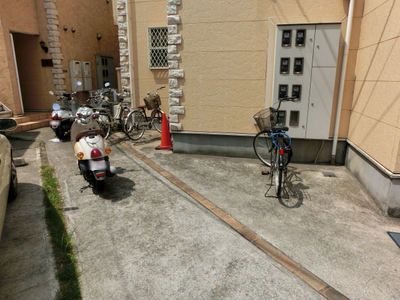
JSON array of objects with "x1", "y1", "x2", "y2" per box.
[
  {"x1": 144, "y1": 93, "x2": 161, "y2": 110},
  {"x1": 253, "y1": 107, "x2": 277, "y2": 131}
]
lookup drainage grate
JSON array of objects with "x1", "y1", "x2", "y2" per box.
[
  {"x1": 322, "y1": 171, "x2": 337, "y2": 177},
  {"x1": 388, "y1": 232, "x2": 400, "y2": 248}
]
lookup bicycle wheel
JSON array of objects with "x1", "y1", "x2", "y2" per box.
[
  {"x1": 98, "y1": 114, "x2": 111, "y2": 139},
  {"x1": 151, "y1": 109, "x2": 163, "y2": 133},
  {"x1": 273, "y1": 147, "x2": 282, "y2": 198},
  {"x1": 253, "y1": 130, "x2": 274, "y2": 167},
  {"x1": 125, "y1": 110, "x2": 145, "y2": 140}
]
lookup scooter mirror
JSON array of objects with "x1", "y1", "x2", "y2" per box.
[
  {"x1": 77, "y1": 80, "x2": 83, "y2": 87},
  {"x1": 52, "y1": 103, "x2": 61, "y2": 110},
  {"x1": 49, "y1": 91, "x2": 55, "y2": 96},
  {"x1": 104, "y1": 82, "x2": 110, "y2": 88}
]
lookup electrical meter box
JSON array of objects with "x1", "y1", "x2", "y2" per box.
[
  {"x1": 273, "y1": 23, "x2": 341, "y2": 139},
  {"x1": 69, "y1": 60, "x2": 93, "y2": 92}
]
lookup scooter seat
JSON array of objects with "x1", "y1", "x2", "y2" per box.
[{"x1": 75, "y1": 129, "x2": 105, "y2": 141}]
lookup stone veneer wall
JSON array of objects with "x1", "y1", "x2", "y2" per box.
[
  {"x1": 167, "y1": 0, "x2": 184, "y2": 131},
  {"x1": 44, "y1": 0, "x2": 65, "y2": 95},
  {"x1": 116, "y1": 0, "x2": 131, "y2": 101}
]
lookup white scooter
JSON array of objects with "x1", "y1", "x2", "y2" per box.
[
  {"x1": 70, "y1": 106, "x2": 115, "y2": 193},
  {"x1": 49, "y1": 91, "x2": 79, "y2": 141}
]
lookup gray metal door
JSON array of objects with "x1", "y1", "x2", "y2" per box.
[{"x1": 307, "y1": 25, "x2": 341, "y2": 139}]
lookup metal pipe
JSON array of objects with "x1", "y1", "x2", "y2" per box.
[
  {"x1": 125, "y1": 0, "x2": 135, "y2": 109},
  {"x1": 331, "y1": 0, "x2": 355, "y2": 164}
]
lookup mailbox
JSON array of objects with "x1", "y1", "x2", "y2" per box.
[
  {"x1": 294, "y1": 58, "x2": 304, "y2": 74},
  {"x1": 280, "y1": 58, "x2": 290, "y2": 74},
  {"x1": 279, "y1": 85, "x2": 288, "y2": 99},
  {"x1": 296, "y1": 29, "x2": 306, "y2": 47},
  {"x1": 292, "y1": 85, "x2": 301, "y2": 100},
  {"x1": 282, "y1": 30, "x2": 291, "y2": 47}
]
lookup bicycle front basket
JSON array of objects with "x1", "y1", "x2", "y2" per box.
[
  {"x1": 253, "y1": 108, "x2": 277, "y2": 131},
  {"x1": 144, "y1": 93, "x2": 161, "y2": 110}
]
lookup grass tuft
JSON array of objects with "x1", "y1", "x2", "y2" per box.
[{"x1": 41, "y1": 165, "x2": 82, "y2": 300}]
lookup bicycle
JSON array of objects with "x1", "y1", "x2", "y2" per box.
[
  {"x1": 88, "y1": 87, "x2": 131, "y2": 139},
  {"x1": 253, "y1": 96, "x2": 296, "y2": 198},
  {"x1": 124, "y1": 87, "x2": 165, "y2": 141}
]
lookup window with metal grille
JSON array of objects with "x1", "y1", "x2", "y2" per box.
[{"x1": 148, "y1": 27, "x2": 168, "y2": 69}]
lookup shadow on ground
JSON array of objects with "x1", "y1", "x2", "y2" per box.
[
  {"x1": 99, "y1": 175, "x2": 136, "y2": 202},
  {"x1": 264, "y1": 166, "x2": 310, "y2": 208}
]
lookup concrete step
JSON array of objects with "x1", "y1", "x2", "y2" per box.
[
  {"x1": 12, "y1": 112, "x2": 51, "y2": 124},
  {"x1": 10, "y1": 119, "x2": 50, "y2": 134}
]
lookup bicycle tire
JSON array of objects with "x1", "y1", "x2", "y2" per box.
[
  {"x1": 253, "y1": 130, "x2": 274, "y2": 167},
  {"x1": 151, "y1": 109, "x2": 163, "y2": 133},
  {"x1": 273, "y1": 148, "x2": 282, "y2": 198},
  {"x1": 98, "y1": 113, "x2": 111, "y2": 139},
  {"x1": 125, "y1": 109, "x2": 145, "y2": 141}
]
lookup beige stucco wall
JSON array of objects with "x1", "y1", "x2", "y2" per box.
[
  {"x1": 57, "y1": 0, "x2": 119, "y2": 93},
  {"x1": 177, "y1": 0, "x2": 356, "y2": 135},
  {"x1": 348, "y1": 0, "x2": 400, "y2": 173},
  {"x1": 127, "y1": 0, "x2": 169, "y2": 111},
  {"x1": 0, "y1": 0, "x2": 119, "y2": 114},
  {"x1": 0, "y1": 0, "x2": 41, "y2": 114}
]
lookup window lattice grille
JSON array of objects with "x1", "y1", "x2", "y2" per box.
[{"x1": 148, "y1": 27, "x2": 168, "y2": 69}]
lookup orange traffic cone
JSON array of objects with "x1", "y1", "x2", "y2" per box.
[{"x1": 155, "y1": 113, "x2": 173, "y2": 151}]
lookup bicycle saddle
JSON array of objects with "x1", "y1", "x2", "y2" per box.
[
  {"x1": 137, "y1": 105, "x2": 146, "y2": 109},
  {"x1": 271, "y1": 125, "x2": 289, "y2": 132}
]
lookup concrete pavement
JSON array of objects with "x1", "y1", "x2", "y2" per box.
[
  {"x1": 0, "y1": 132, "x2": 58, "y2": 299},
  {"x1": 45, "y1": 129, "x2": 323, "y2": 299},
  {"x1": 2, "y1": 127, "x2": 400, "y2": 299}
]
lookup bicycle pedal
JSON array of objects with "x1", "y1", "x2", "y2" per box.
[{"x1": 261, "y1": 171, "x2": 270, "y2": 175}]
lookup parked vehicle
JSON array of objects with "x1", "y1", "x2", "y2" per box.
[
  {"x1": 253, "y1": 96, "x2": 296, "y2": 199},
  {"x1": 125, "y1": 86, "x2": 164, "y2": 141},
  {"x1": 89, "y1": 83, "x2": 132, "y2": 139},
  {"x1": 0, "y1": 118, "x2": 18, "y2": 239},
  {"x1": 49, "y1": 89, "x2": 79, "y2": 141},
  {"x1": 70, "y1": 106, "x2": 115, "y2": 193}
]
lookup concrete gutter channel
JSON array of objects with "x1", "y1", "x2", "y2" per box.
[{"x1": 2, "y1": 128, "x2": 399, "y2": 299}]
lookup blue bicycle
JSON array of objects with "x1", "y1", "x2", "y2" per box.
[{"x1": 253, "y1": 97, "x2": 296, "y2": 198}]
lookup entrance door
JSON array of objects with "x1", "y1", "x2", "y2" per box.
[
  {"x1": 12, "y1": 32, "x2": 53, "y2": 112},
  {"x1": 96, "y1": 56, "x2": 116, "y2": 89}
]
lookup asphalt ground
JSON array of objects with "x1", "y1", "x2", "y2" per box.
[{"x1": 1, "y1": 127, "x2": 400, "y2": 299}]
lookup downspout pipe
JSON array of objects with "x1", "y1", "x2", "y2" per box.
[
  {"x1": 125, "y1": 0, "x2": 135, "y2": 108},
  {"x1": 331, "y1": 0, "x2": 355, "y2": 164}
]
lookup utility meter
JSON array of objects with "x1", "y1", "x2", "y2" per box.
[
  {"x1": 296, "y1": 29, "x2": 306, "y2": 47},
  {"x1": 280, "y1": 58, "x2": 290, "y2": 74},
  {"x1": 279, "y1": 85, "x2": 288, "y2": 99},
  {"x1": 282, "y1": 30, "x2": 291, "y2": 47},
  {"x1": 292, "y1": 85, "x2": 301, "y2": 100},
  {"x1": 294, "y1": 58, "x2": 304, "y2": 74},
  {"x1": 277, "y1": 111, "x2": 286, "y2": 125}
]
